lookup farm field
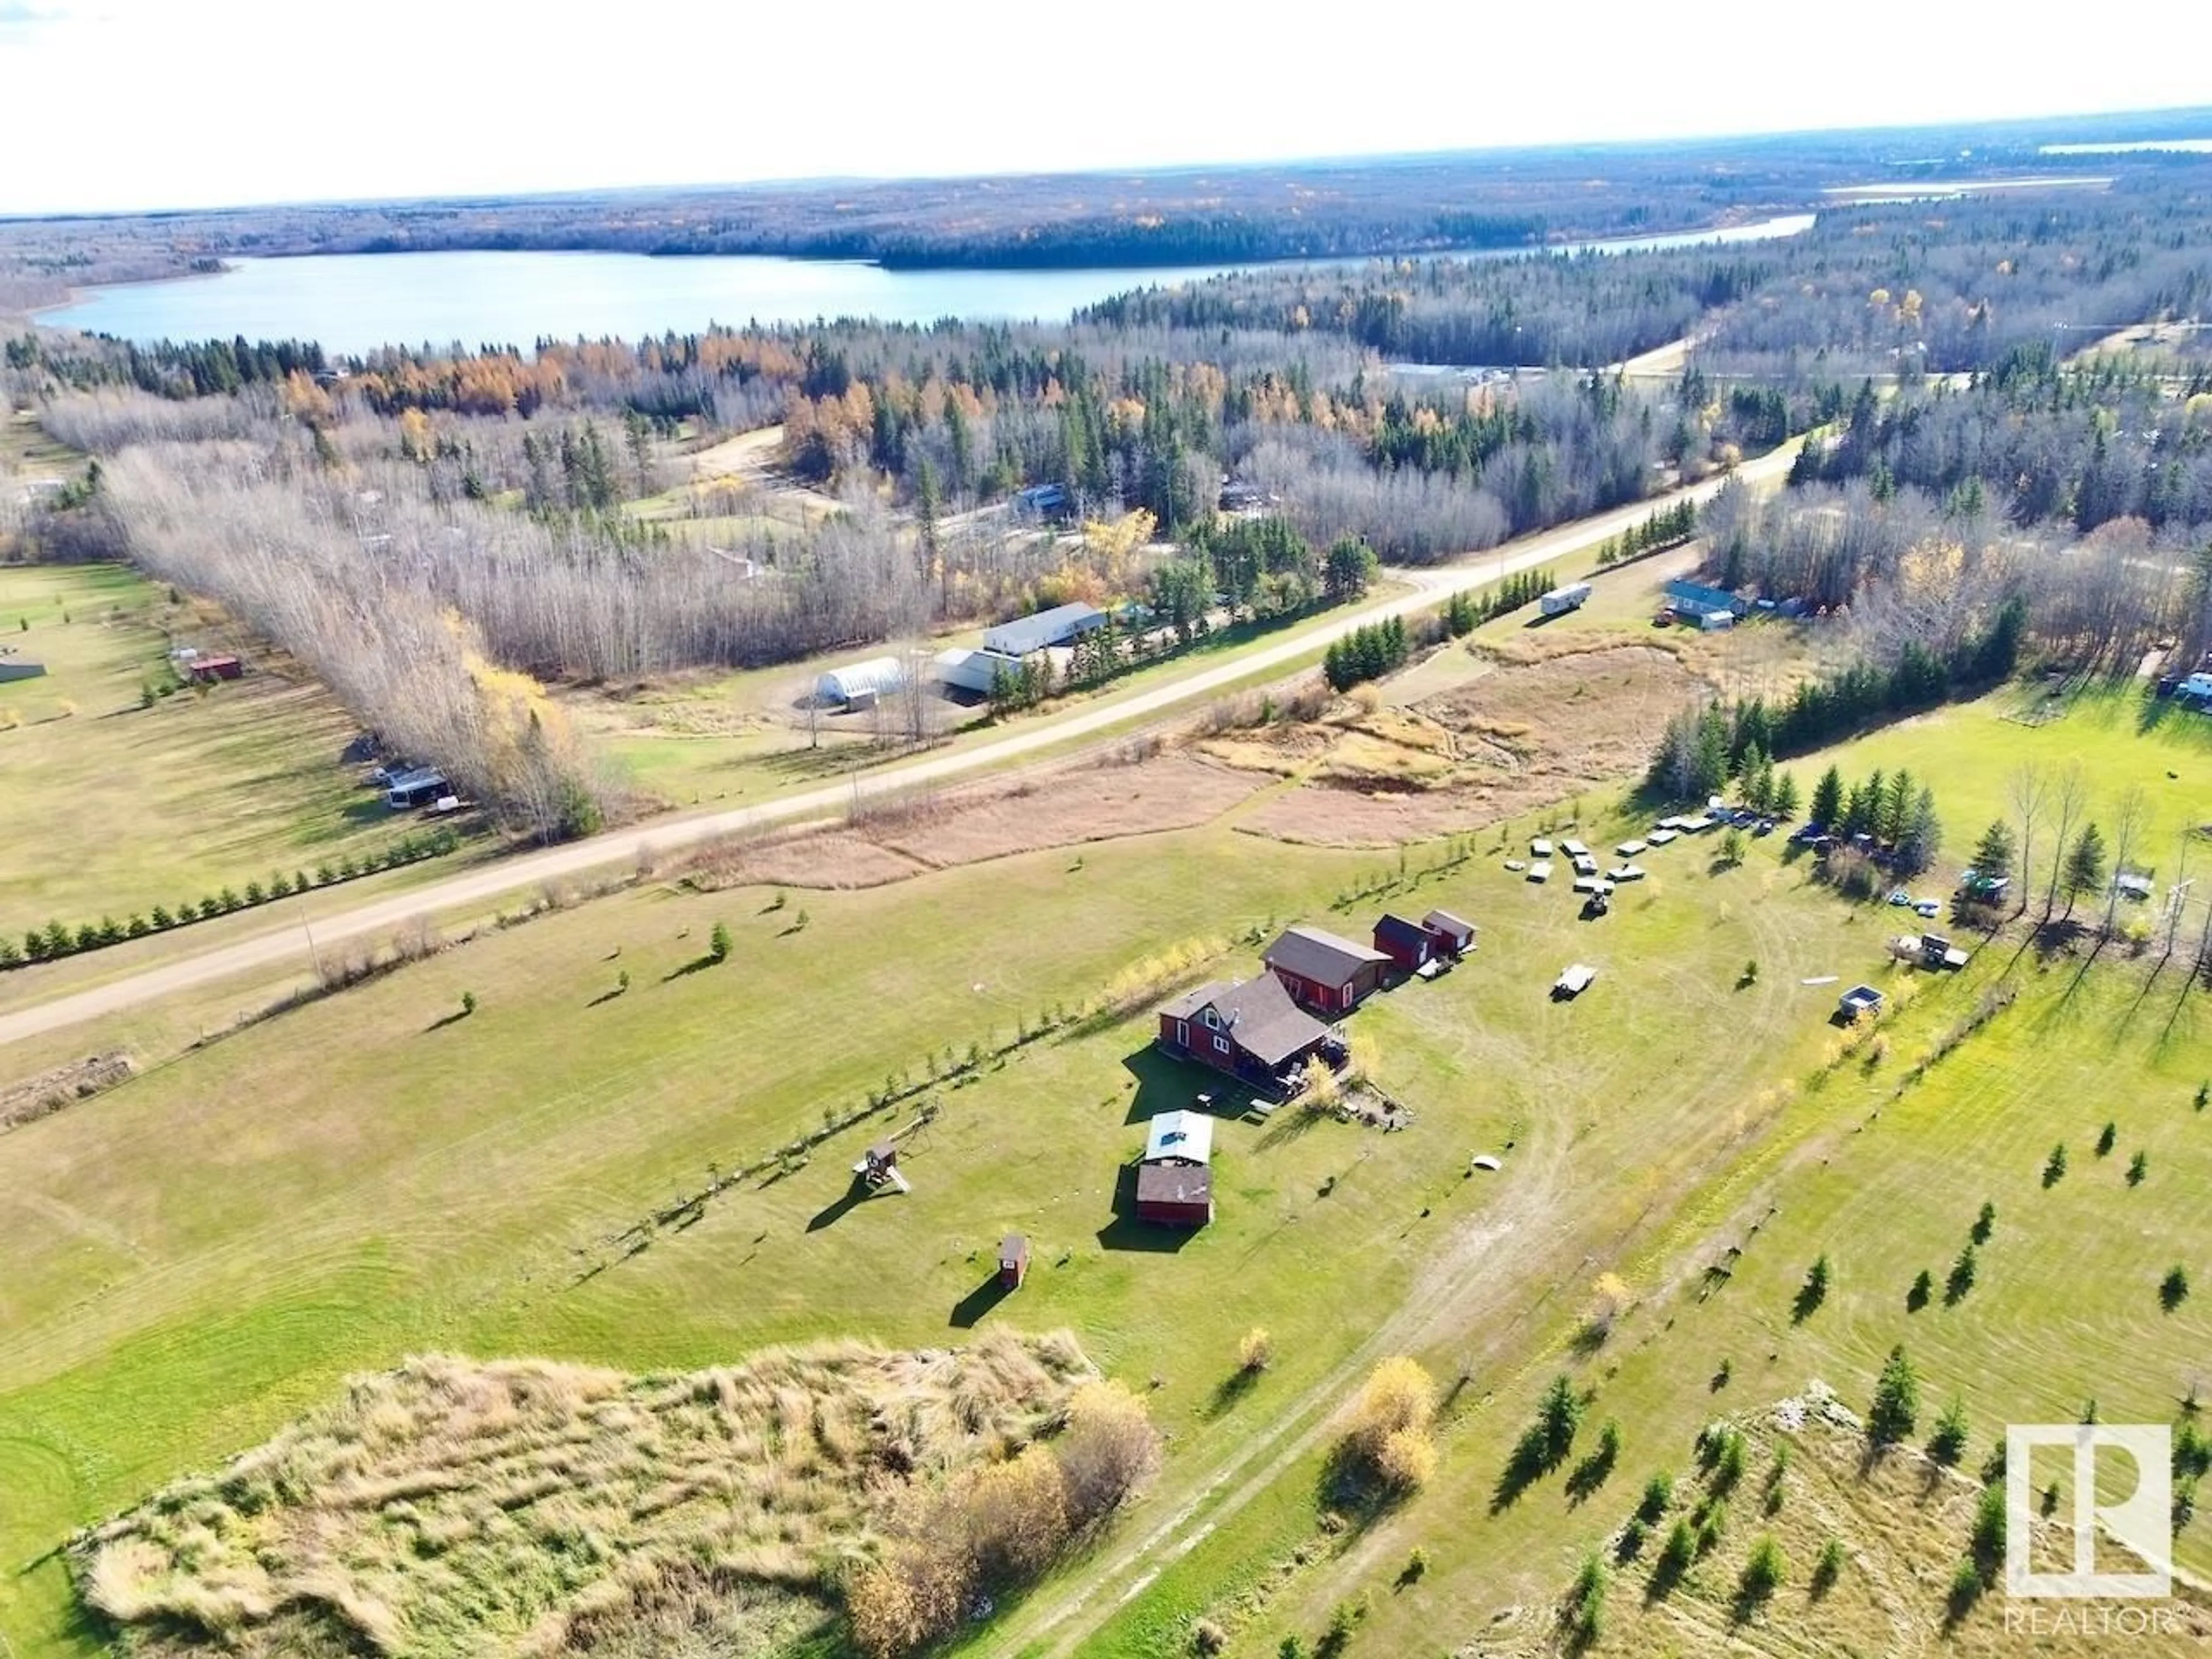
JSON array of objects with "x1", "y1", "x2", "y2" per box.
[
  {"x1": 1032, "y1": 689, "x2": 2212, "y2": 1659},
  {"x1": 0, "y1": 774, "x2": 1880, "y2": 1656},
  {"x1": 0, "y1": 563, "x2": 443, "y2": 932},
  {"x1": 1182, "y1": 938, "x2": 2212, "y2": 1659}
]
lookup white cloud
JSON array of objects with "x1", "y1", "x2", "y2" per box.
[{"x1": 2, "y1": 0, "x2": 2207, "y2": 214}]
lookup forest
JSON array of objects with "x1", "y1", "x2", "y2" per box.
[{"x1": 7, "y1": 160, "x2": 2212, "y2": 843}]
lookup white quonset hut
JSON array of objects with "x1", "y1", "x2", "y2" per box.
[
  {"x1": 983, "y1": 601, "x2": 1107, "y2": 658},
  {"x1": 816, "y1": 656, "x2": 908, "y2": 706}
]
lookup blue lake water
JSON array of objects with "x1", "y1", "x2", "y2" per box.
[{"x1": 38, "y1": 215, "x2": 1814, "y2": 357}]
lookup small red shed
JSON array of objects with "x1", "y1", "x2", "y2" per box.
[
  {"x1": 187, "y1": 654, "x2": 243, "y2": 683},
  {"x1": 998, "y1": 1234, "x2": 1029, "y2": 1289}
]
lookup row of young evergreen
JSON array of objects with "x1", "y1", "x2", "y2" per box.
[
  {"x1": 1437, "y1": 564, "x2": 1558, "y2": 637},
  {"x1": 1323, "y1": 616, "x2": 1411, "y2": 692},
  {"x1": 0, "y1": 827, "x2": 463, "y2": 970},
  {"x1": 1592, "y1": 499, "x2": 1699, "y2": 568}
]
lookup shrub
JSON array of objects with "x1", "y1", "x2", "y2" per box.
[
  {"x1": 2096, "y1": 1120, "x2": 2117, "y2": 1157},
  {"x1": 1714, "y1": 1430, "x2": 1748, "y2": 1494},
  {"x1": 459, "y1": 991, "x2": 477, "y2": 1017},
  {"x1": 1238, "y1": 1327, "x2": 1274, "y2": 1374},
  {"x1": 245, "y1": 880, "x2": 266, "y2": 906},
  {"x1": 1638, "y1": 1471, "x2": 1673, "y2": 1523},
  {"x1": 1401, "y1": 1546, "x2": 1428, "y2": 1582},
  {"x1": 1738, "y1": 1535, "x2": 1785, "y2": 1609},
  {"x1": 1971, "y1": 1200, "x2": 1995, "y2": 1244},
  {"x1": 1969, "y1": 1483, "x2": 2006, "y2": 1573},
  {"x1": 709, "y1": 921, "x2": 733, "y2": 963},
  {"x1": 125, "y1": 914, "x2": 149, "y2": 939},
  {"x1": 150, "y1": 906, "x2": 173, "y2": 930},
  {"x1": 1562, "y1": 1552, "x2": 1606, "y2": 1647},
  {"x1": 1812, "y1": 1535, "x2": 1847, "y2": 1597},
  {"x1": 1945, "y1": 1244, "x2": 1978, "y2": 1304},
  {"x1": 1055, "y1": 1380, "x2": 1162, "y2": 1525},
  {"x1": 1929, "y1": 1397, "x2": 1969, "y2": 1465},
  {"x1": 1657, "y1": 1518, "x2": 1696, "y2": 1577},
  {"x1": 2128, "y1": 1150, "x2": 2148, "y2": 1187},
  {"x1": 1192, "y1": 1619, "x2": 1227, "y2": 1654},
  {"x1": 2162, "y1": 1265, "x2": 2191, "y2": 1312},
  {"x1": 2043, "y1": 1142, "x2": 2068, "y2": 1187},
  {"x1": 1794, "y1": 1253, "x2": 1831, "y2": 1321},
  {"x1": 1375, "y1": 1428, "x2": 1438, "y2": 1491},
  {"x1": 1908, "y1": 1268, "x2": 1934, "y2": 1311}
]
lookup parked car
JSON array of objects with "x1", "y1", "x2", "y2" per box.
[{"x1": 1888, "y1": 889, "x2": 1913, "y2": 907}]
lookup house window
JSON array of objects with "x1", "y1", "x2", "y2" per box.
[
  {"x1": 1213, "y1": 1035, "x2": 1230, "y2": 1055},
  {"x1": 1340, "y1": 983, "x2": 1353, "y2": 1009},
  {"x1": 1176, "y1": 1019, "x2": 1189, "y2": 1048},
  {"x1": 1201, "y1": 1009, "x2": 1221, "y2": 1030}
]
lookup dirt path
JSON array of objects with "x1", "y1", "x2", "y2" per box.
[
  {"x1": 997, "y1": 1124, "x2": 1574, "y2": 1659},
  {"x1": 0, "y1": 444, "x2": 1798, "y2": 1053}
]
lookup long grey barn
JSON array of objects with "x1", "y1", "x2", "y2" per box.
[{"x1": 983, "y1": 602, "x2": 1107, "y2": 658}]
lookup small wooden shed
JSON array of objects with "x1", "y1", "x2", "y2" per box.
[{"x1": 998, "y1": 1234, "x2": 1029, "y2": 1289}]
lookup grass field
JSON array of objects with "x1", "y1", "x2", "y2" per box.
[
  {"x1": 5, "y1": 662, "x2": 2208, "y2": 1659},
  {"x1": 0, "y1": 564, "x2": 440, "y2": 933},
  {"x1": 0, "y1": 777, "x2": 1878, "y2": 1656}
]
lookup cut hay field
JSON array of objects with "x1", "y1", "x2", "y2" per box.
[
  {"x1": 0, "y1": 564, "x2": 439, "y2": 931},
  {"x1": 0, "y1": 790, "x2": 1872, "y2": 1657}
]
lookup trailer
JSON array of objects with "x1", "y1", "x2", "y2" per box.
[{"x1": 1539, "y1": 582, "x2": 1594, "y2": 617}]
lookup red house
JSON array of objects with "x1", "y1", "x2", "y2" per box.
[
  {"x1": 1134, "y1": 1110, "x2": 1214, "y2": 1227},
  {"x1": 1157, "y1": 974, "x2": 1339, "y2": 1086},
  {"x1": 1372, "y1": 913, "x2": 1440, "y2": 974},
  {"x1": 1262, "y1": 926, "x2": 1389, "y2": 1013},
  {"x1": 187, "y1": 654, "x2": 243, "y2": 684}
]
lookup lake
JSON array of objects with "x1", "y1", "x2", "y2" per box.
[{"x1": 37, "y1": 215, "x2": 1815, "y2": 357}]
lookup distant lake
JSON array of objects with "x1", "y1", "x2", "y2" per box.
[{"x1": 38, "y1": 215, "x2": 1814, "y2": 357}]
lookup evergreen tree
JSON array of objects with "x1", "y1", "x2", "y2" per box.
[
  {"x1": 2062, "y1": 823, "x2": 2108, "y2": 918},
  {"x1": 1772, "y1": 770, "x2": 1802, "y2": 819},
  {"x1": 1809, "y1": 766, "x2": 1843, "y2": 831},
  {"x1": 1867, "y1": 1345, "x2": 1920, "y2": 1446},
  {"x1": 1898, "y1": 787, "x2": 1944, "y2": 877},
  {"x1": 1970, "y1": 820, "x2": 2016, "y2": 884}
]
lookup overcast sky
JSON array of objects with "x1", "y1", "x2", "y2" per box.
[{"x1": 3, "y1": 0, "x2": 2207, "y2": 215}]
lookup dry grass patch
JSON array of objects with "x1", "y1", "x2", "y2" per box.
[
  {"x1": 1237, "y1": 642, "x2": 1713, "y2": 846},
  {"x1": 679, "y1": 754, "x2": 1264, "y2": 891},
  {"x1": 74, "y1": 1331, "x2": 1095, "y2": 1659}
]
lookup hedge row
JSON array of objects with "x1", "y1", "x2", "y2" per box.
[{"x1": 0, "y1": 827, "x2": 463, "y2": 969}]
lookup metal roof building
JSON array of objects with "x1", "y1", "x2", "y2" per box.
[
  {"x1": 816, "y1": 656, "x2": 908, "y2": 704},
  {"x1": 983, "y1": 602, "x2": 1107, "y2": 658},
  {"x1": 1142, "y1": 1109, "x2": 1215, "y2": 1166}
]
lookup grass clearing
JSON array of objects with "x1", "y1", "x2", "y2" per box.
[
  {"x1": 9, "y1": 668, "x2": 2207, "y2": 1659},
  {"x1": 0, "y1": 794, "x2": 1868, "y2": 1657},
  {"x1": 0, "y1": 563, "x2": 442, "y2": 931}
]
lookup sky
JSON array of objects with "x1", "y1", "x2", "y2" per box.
[{"x1": 3, "y1": 0, "x2": 2209, "y2": 215}]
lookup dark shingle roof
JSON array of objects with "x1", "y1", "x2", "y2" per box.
[
  {"x1": 1164, "y1": 974, "x2": 1333, "y2": 1069},
  {"x1": 1263, "y1": 925, "x2": 1388, "y2": 987},
  {"x1": 1137, "y1": 1162, "x2": 1213, "y2": 1208}
]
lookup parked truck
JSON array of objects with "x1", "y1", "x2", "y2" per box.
[{"x1": 1539, "y1": 581, "x2": 1593, "y2": 617}]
